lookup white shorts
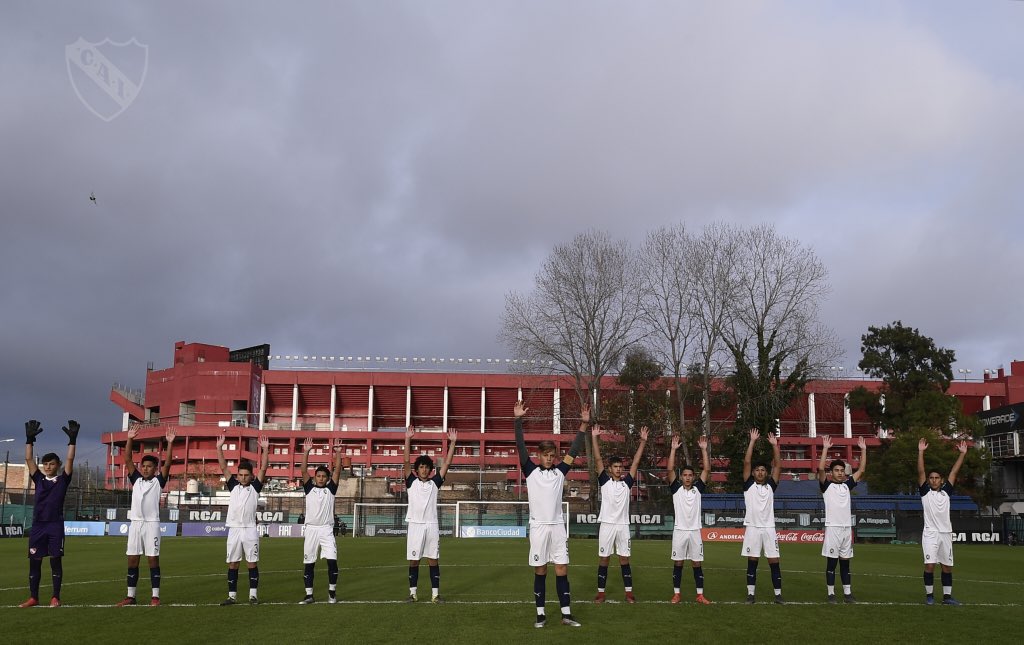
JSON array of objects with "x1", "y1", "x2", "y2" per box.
[
  {"x1": 741, "y1": 527, "x2": 780, "y2": 558},
  {"x1": 922, "y1": 530, "x2": 954, "y2": 567},
  {"x1": 126, "y1": 520, "x2": 161, "y2": 557},
  {"x1": 671, "y1": 529, "x2": 703, "y2": 562},
  {"x1": 598, "y1": 523, "x2": 631, "y2": 557},
  {"x1": 821, "y1": 526, "x2": 854, "y2": 559},
  {"x1": 529, "y1": 523, "x2": 569, "y2": 566},
  {"x1": 303, "y1": 524, "x2": 338, "y2": 563},
  {"x1": 226, "y1": 527, "x2": 260, "y2": 563},
  {"x1": 407, "y1": 523, "x2": 440, "y2": 561}
]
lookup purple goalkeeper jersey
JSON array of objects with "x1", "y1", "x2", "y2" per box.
[{"x1": 31, "y1": 470, "x2": 71, "y2": 522}]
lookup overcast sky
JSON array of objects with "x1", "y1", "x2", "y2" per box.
[{"x1": 3, "y1": 1, "x2": 1023, "y2": 459}]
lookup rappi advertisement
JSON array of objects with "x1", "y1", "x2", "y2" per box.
[{"x1": 701, "y1": 529, "x2": 827, "y2": 543}]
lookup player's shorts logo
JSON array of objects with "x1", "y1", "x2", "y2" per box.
[
  {"x1": 65, "y1": 37, "x2": 148, "y2": 122},
  {"x1": 534, "y1": 555, "x2": 539, "y2": 562},
  {"x1": 600, "y1": 547, "x2": 605, "y2": 554},
  {"x1": 672, "y1": 551, "x2": 677, "y2": 557},
  {"x1": 412, "y1": 550, "x2": 417, "y2": 557}
]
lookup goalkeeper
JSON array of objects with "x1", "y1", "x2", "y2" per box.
[{"x1": 515, "y1": 400, "x2": 588, "y2": 628}]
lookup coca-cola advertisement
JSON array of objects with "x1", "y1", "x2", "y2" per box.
[{"x1": 701, "y1": 528, "x2": 826, "y2": 543}]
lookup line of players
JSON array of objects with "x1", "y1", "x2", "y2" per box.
[{"x1": 17, "y1": 409, "x2": 971, "y2": 620}]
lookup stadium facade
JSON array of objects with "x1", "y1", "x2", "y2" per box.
[{"x1": 103, "y1": 341, "x2": 1024, "y2": 499}]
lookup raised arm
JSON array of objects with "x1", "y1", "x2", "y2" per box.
[
  {"x1": 514, "y1": 401, "x2": 531, "y2": 467},
  {"x1": 216, "y1": 433, "x2": 229, "y2": 478},
  {"x1": 628, "y1": 426, "x2": 649, "y2": 480},
  {"x1": 300, "y1": 437, "x2": 313, "y2": 479},
  {"x1": 852, "y1": 437, "x2": 867, "y2": 482},
  {"x1": 817, "y1": 435, "x2": 832, "y2": 483},
  {"x1": 25, "y1": 420, "x2": 42, "y2": 477},
  {"x1": 161, "y1": 429, "x2": 176, "y2": 481},
  {"x1": 917, "y1": 438, "x2": 927, "y2": 486},
  {"x1": 62, "y1": 420, "x2": 78, "y2": 476},
  {"x1": 697, "y1": 434, "x2": 710, "y2": 484},
  {"x1": 591, "y1": 425, "x2": 605, "y2": 474},
  {"x1": 564, "y1": 403, "x2": 590, "y2": 466},
  {"x1": 948, "y1": 441, "x2": 968, "y2": 487},
  {"x1": 124, "y1": 426, "x2": 139, "y2": 472},
  {"x1": 403, "y1": 426, "x2": 414, "y2": 474},
  {"x1": 439, "y1": 430, "x2": 458, "y2": 479},
  {"x1": 331, "y1": 439, "x2": 344, "y2": 485},
  {"x1": 767, "y1": 432, "x2": 781, "y2": 483},
  {"x1": 742, "y1": 428, "x2": 759, "y2": 480},
  {"x1": 667, "y1": 435, "x2": 681, "y2": 484},
  {"x1": 256, "y1": 435, "x2": 270, "y2": 482}
]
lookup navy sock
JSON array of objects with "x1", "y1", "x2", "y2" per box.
[
  {"x1": 769, "y1": 562, "x2": 782, "y2": 590},
  {"x1": 534, "y1": 574, "x2": 546, "y2": 609},
  {"x1": 50, "y1": 558, "x2": 63, "y2": 599},
  {"x1": 429, "y1": 565, "x2": 440, "y2": 591},
  {"x1": 672, "y1": 564, "x2": 682, "y2": 589},
  {"x1": 693, "y1": 566, "x2": 704, "y2": 591},
  {"x1": 127, "y1": 566, "x2": 140, "y2": 589},
  {"x1": 555, "y1": 574, "x2": 571, "y2": 610},
  {"x1": 327, "y1": 560, "x2": 339, "y2": 586},
  {"x1": 923, "y1": 570, "x2": 934, "y2": 592},
  {"x1": 746, "y1": 559, "x2": 758, "y2": 587},
  {"x1": 150, "y1": 567, "x2": 161, "y2": 593},
  {"x1": 597, "y1": 565, "x2": 608, "y2": 590},
  {"x1": 227, "y1": 568, "x2": 239, "y2": 593},
  {"x1": 304, "y1": 563, "x2": 315, "y2": 589},
  {"x1": 839, "y1": 559, "x2": 851, "y2": 586},
  {"x1": 249, "y1": 566, "x2": 260, "y2": 591},
  {"x1": 941, "y1": 571, "x2": 952, "y2": 596},
  {"x1": 29, "y1": 558, "x2": 42, "y2": 599},
  {"x1": 825, "y1": 557, "x2": 838, "y2": 587},
  {"x1": 409, "y1": 566, "x2": 420, "y2": 588},
  {"x1": 621, "y1": 564, "x2": 633, "y2": 589}
]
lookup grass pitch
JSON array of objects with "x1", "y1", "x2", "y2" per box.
[{"x1": 1, "y1": 536, "x2": 1021, "y2": 643}]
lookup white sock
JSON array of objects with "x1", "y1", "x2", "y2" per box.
[
  {"x1": 536, "y1": 607, "x2": 545, "y2": 616},
  {"x1": 696, "y1": 587, "x2": 703, "y2": 595},
  {"x1": 152, "y1": 588, "x2": 159, "y2": 598},
  {"x1": 747, "y1": 585, "x2": 755, "y2": 595},
  {"x1": 943, "y1": 585, "x2": 952, "y2": 595},
  {"x1": 127, "y1": 587, "x2": 137, "y2": 598},
  {"x1": 827, "y1": 585, "x2": 835, "y2": 595},
  {"x1": 843, "y1": 585, "x2": 851, "y2": 595},
  {"x1": 305, "y1": 587, "x2": 313, "y2": 595}
]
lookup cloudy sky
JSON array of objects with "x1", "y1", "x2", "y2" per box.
[{"x1": 3, "y1": 1, "x2": 1023, "y2": 458}]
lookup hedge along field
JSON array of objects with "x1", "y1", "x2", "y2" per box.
[{"x1": 1, "y1": 537, "x2": 1021, "y2": 644}]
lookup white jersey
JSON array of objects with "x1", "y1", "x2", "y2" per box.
[
  {"x1": 671, "y1": 478, "x2": 706, "y2": 531},
  {"x1": 820, "y1": 479, "x2": 857, "y2": 527},
  {"x1": 920, "y1": 482, "x2": 954, "y2": 533},
  {"x1": 225, "y1": 476, "x2": 263, "y2": 528},
  {"x1": 303, "y1": 478, "x2": 338, "y2": 527},
  {"x1": 405, "y1": 473, "x2": 444, "y2": 524},
  {"x1": 597, "y1": 472, "x2": 634, "y2": 525},
  {"x1": 742, "y1": 476, "x2": 777, "y2": 528},
  {"x1": 127, "y1": 470, "x2": 166, "y2": 522},
  {"x1": 524, "y1": 461, "x2": 570, "y2": 525}
]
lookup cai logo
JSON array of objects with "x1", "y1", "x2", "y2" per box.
[{"x1": 65, "y1": 37, "x2": 148, "y2": 121}]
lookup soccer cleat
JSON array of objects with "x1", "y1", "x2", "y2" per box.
[
  {"x1": 115, "y1": 597, "x2": 137, "y2": 607},
  {"x1": 624, "y1": 591, "x2": 636, "y2": 604},
  {"x1": 844, "y1": 593, "x2": 857, "y2": 604},
  {"x1": 942, "y1": 596, "x2": 961, "y2": 606},
  {"x1": 249, "y1": 597, "x2": 260, "y2": 605},
  {"x1": 773, "y1": 595, "x2": 786, "y2": 605},
  {"x1": 49, "y1": 597, "x2": 61, "y2": 608},
  {"x1": 593, "y1": 591, "x2": 605, "y2": 603},
  {"x1": 695, "y1": 594, "x2": 712, "y2": 605},
  {"x1": 328, "y1": 593, "x2": 337, "y2": 604},
  {"x1": 149, "y1": 597, "x2": 161, "y2": 607},
  {"x1": 925, "y1": 594, "x2": 935, "y2": 606},
  {"x1": 745, "y1": 594, "x2": 756, "y2": 604},
  {"x1": 560, "y1": 615, "x2": 582, "y2": 627},
  {"x1": 19, "y1": 598, "x2": 39, "y2": 608},
  {"x1": 406, "y1": 593, "x2": 418, "y2": 603},
  {"x1": 534, "y1": 614, "x2": 546, "y2": 628},
  {"x1": 220, "y1": 598, "x2": 237, "y2": 606},
  {"x1": 299, "y1": 595, "x2": 315, "y2": 604},
  {"x1": 431, "y1": 596, "x2": 444, "y2": 604},
  {"x1": 670, "y1": 593, "x2": 681, "y2": 604},
  {"x1": 827, "y1": 594, "x2": 837, "y2": 604}
]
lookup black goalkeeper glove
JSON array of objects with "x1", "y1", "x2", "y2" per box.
[
  {"x1": 62, "y1": 420, "x2": 80, "y2": 445},
  {"x1": 25, "y1": 419, "x2": 43, "y2": 444}
]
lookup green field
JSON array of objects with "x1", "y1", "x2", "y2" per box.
[{"x1": 1, "y1": 537, "x2": 1021, "y2": 643}]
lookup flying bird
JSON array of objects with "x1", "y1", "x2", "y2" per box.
[{"x1": 89, "y1": 191, "x2": 97, "y2": 205}]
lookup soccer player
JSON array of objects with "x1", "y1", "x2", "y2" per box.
[
  {"x1": 741, "y1": 428, "x2": 784, "y2": 604},
  {"x1": 19, "y1": 419, "x2": 77, "y2": 608},
  {"x1": 216, "y1": 433, "x2": 269, "y2": 605},
  {"x1": 817, "y1": 435, "x2": 867, "y2": 604},
  {"x1": 591, "y1": 423, "x2": 648, "y2": 604},
  {"x1": 299, "y1": 437, "x2": 344, "y2": 604},
  {"x1": 668, "y1": 433, "x2": 712, "y2": 605},
  {"x1": 514, "y1": 400, "x2": 588, "y2": 628},
  {"x1": 918, "y1": 437, "x2": 968, "y2": 606},
  {"x1": 115, "y1": 426, "x2": 177, "y2": 606},
  {"x1": 402, "y1": 426, "x2": 458, "y2": 603}
]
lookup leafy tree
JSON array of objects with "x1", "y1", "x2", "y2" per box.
[{"x1": 865, "y1": 427, "x2": 990, "y2": 500}]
